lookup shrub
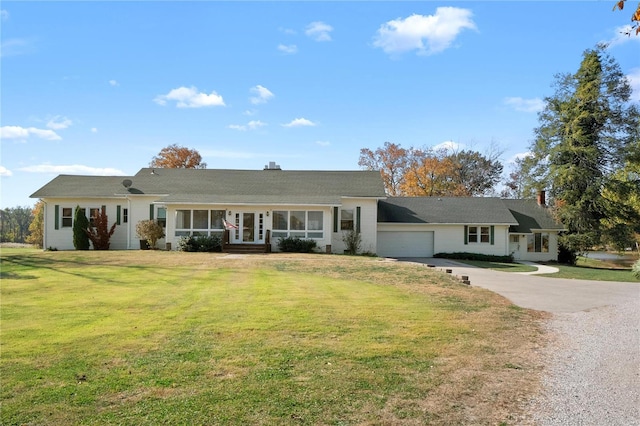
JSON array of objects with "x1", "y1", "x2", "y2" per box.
[
  {"x1": 136, "y1": 220, "x2": 165, "y2": 249},
  {"x1": 633, "y1": 259, "x2": 640, "y2": 279},
  {"x1": 434, "y1": 252, "x2": 514, "y2": 263},
  {"x1": 277, "y1": 236, "x2": 317, "y2": 253},
  {"x1": 177, "y1": 234, "x2": 222, "y2": 252},
  {"x1": 342, "y1": 230, "x2": 362, "y2": 255},
  {"x1": 73, "y1": 206, "x2": 90, "y2": 250},
  {"x1": 85, "y1": 208, "x2": 117, "y2": 250}
]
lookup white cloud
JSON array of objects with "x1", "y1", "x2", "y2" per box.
[
  {"x1": 282, "y1": 118, "x2": 317, "y2": 128},
  {"x1": 305, "y1": 21, "x2": 333, "y2": 41},
  {"x1": 373, "y1": 7, "x2": 476, "y2": 56},
  {"x1": 627, "y1": 68, "x2": 640, "y2": 102},
  {"x1": 46, "y1": 116, "x2": 73, "y2": 130},
  {"x1": 1, "y1": 9, "x2": 9, "y2": 20},
  {"x1": 19, "y1": 164, "x2": 125, "y2": 175},
  {"x1": 279, "y1": 27, "x2": 297, "y2": 35},
  {"x1": 91, "y1": 127, "x2": 98, "y2": 133},
  {"x1": 605, "y1": 25, "x2": 640, "y2": 48},
  {"x1": 432, "y1": 141, "x2": 463, "y2": 152},
  {"x1": 504, "y1": 97, "x2": 545, "y2": 113},
  {"x1": 109, "y1": 79, "x2": 119, "y2": 86},
  {"x1": 1, "y1": 38, "x2": 33, "y2": 57},
  {"x1": 0, "y1": 125, "x2": 61, "y2": 141},
  {"x1": 154, "y1": 86, "x2": 225, "y2": 108},
  {"x1": 0, "y1": 166, "x2": 12, "y2": 177},
  {"x1": 243, "y1": 109, "x2": 256, "y2": 116},
  {"x1": 508, "y1": 151, "x2": 533, "y2": 164},
  {"x1": 250, "y1": 85, "x2": 274, "y2": 105},
  {"x1": 228, "y1": 120, "x2": 267, "y2": 131},
  {"x1": 278, "y1": 44, "x2": 298, "y2": 54},
  {"x1": 315, "y1": 141, "x2": 331, "y2": 146}
]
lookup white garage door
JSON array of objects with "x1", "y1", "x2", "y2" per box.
[{"x1": 377, "y1": 231, "x2": 434, "y2": 258}]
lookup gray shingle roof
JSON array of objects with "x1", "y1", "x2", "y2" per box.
[
  {"x1": 31, "y1": 168, "x2": 387, "y2": 204},
  {"x1": 378, "y1": 197, "x2": 519, "y2": 224},
  {"x1": 502, "y1": 199, "x2": 565, "y2": 232}
]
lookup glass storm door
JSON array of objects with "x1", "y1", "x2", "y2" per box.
[{"x1": 232, "y1": 212, "x2": 265, "y2": 243}]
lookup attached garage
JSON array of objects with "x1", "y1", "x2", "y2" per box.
[{"x1": 377, "y1": 230, "x2": 434, "y2": 258}]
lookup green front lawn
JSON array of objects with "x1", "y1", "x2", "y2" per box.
[
  {"x1": 538, "y1": 261, "x2": 639, "y2": 282},
  {"x1": 1, "y1": 249, "x2": 544, "y2": 425}
]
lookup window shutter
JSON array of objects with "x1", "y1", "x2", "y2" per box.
[
  {"x1": 54, "y1": 205, "x2": 60, "y2": 230},
  {"x1": 333, "y1": 207, "x2": 338, "y2": 233},
  {"x1": 101, "y1": 205, "x2": 106, "y2": 214},
  {"x1": 490, "y1": 225, "x2": 495, "y2": 245},
  {"x1": 116, "y1": 205, "x2": 121, "y2": 225},
  {"x1": 356, "y1": 207, "x2": 361, "y2": 234},
  {"x1": 464, "y1": 225, "x2": 468, "y2": 245},
  {"x1": 149, "y1": 205, "x2": 154, "y2": 220}
]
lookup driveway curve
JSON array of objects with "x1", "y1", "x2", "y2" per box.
[
  {"x1": 398, "y1": 257, "x2": 640, "y2": 425},
  {"x1": 399, "y1": 257, "x2": 639, "y2": 314}
]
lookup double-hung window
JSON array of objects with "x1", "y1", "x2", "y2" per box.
[
  {"x1": 467, "y1": 226, "x2": 490, "y2": 244},
  {"x1": 340, "y1": 209, "x2": 354, "y2": 230}
]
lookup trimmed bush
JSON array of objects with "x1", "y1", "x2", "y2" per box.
[
  {"x1": 434, "y1": 252, "x2": 514, "y2": 263},
  {"x1": 277, "y1": 236, "x2": 317, "y2": 253},
  {"x1": 177, "y1": 234, "x2": 222, "y2": 252},
  {"x1": 73, "y1": 206, "x2": 90, "y2": 250},
  {"x1": 633, "y1": 259, "x2": 640, "y2": 279}
]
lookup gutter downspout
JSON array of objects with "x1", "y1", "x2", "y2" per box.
[
  {"x1": 126, "y1": 195, "x2": 131, "y2": 249},
  {"x1": 42, "y1": 199, "x2": 47, "y2": 250}
]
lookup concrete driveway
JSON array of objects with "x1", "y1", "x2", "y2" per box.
[{"x1": 399, "y1": 258, "x2": 640, "y2": 313}]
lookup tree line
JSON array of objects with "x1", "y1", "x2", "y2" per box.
[{"x1": 359, "y1": 142, "x2": 503, "y2": 197}]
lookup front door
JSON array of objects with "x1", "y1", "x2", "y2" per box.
[{"x1": 231, "y1": 212, "x2": 265, "y2": 244}]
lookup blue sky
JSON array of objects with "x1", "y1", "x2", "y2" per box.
[{"x1": 1, "y1": 1, "x2": 639, "y2": 208}]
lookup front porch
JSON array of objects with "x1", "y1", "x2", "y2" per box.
[{"x1": 222, "y1": 229, "x2": 272, "y2": 254}]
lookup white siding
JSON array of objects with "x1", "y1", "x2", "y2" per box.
[
  {"x1": 376, "y1": 223, "x2": 511, "y2": 258},
  {"x1": 330, "y1": 198, "x2": 378, "y2": 254},
  {"x1": 509, "y1": 232, "x2": 559, "y2": 262}
]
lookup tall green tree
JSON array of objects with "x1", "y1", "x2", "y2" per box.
[
  {"x1": 522, "y1": 45, "x2": 639, "y2": 249},
  {"x1": 73, "y1": 206, "x2": 90, "y2": 250}
]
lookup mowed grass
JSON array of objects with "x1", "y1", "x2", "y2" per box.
[{"x1": 1, "y1": 249, "x2": 546, "y2": 425}]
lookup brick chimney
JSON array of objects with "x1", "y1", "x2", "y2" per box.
[{"x1": 537, "y1": 190, "x2": 546, "y2": 206}]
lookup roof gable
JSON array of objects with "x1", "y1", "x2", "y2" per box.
[{"x1": 501, "y1": 199, "x2": 565, "y2": 232}]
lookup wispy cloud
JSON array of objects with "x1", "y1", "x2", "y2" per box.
[
  {"x1": 46, "y1": 116, "x2": 73, "y2": 130},
  {"x1": 228, "y1": 120, "x2": 267, "y2": 131},
  {"x1": 1, "y1": 9, "x2": 9, "y2": 20},
  {"x1": 19, "y1": 164, "x2": 126, "y2": 175},
  {"x1": 315, "y1": 141, "x2": 331, "y2": 147},
  {"x1": 432, "y1": 141, "x2": 463, "y2": 152},
  {"x1": 504, "y1": 97, "x2": 545, "y2": 113},
  {"x1": 305, "y1": 21, "x2": 333, "y2": 41},
  {"x1": 507, "y1": 151, "x2": 533, "y2": 164},
  {"x1": 278, "y1": 44, "x2": 298, "y2": 54},
  {"x1": 373, "y1": 7, "x2": 476, "y2": 56},
  {"x1": 109, "y1": 79, "x2": 119, "y2": 87},
  {"x1": 282, "y1": 118, "x2": 317, "y2": 128},
  {"x1": 154, "y1": 86, "x2": 225, "y2": 108},
  {"x1": 627, "y1": 68, "x2": 640, "y2": 102},
  {"x1": 0, "y1": 166, "x2": 12, "y2": 177},
  {"x1": 605, "y1": 25, "x2": 640, "y2": 48},
  {"x1": 91, "y1": 128, "x2": 98, "y2": 133},
  {"x1": 0, "y1": 125, "x2": 61, "y2": 141},
  {"x1": 1, "y1": 38, "x2": 34, "y2": 57},
  {"x1": 278, "y1": 27, "x2": 297, "y2": 35},
  {"x1": 250, "y1": 85, "x2": 274, "y2": 105}
]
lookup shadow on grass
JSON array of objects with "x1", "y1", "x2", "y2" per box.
[{"x1": 1, "y1": 253, "x2": 152, "y2": 284}]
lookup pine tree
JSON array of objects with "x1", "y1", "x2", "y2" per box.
[
  {"x1": 522, "y1": 45, "x2": 639, "y2": 251},
  {"x1": 73, "y1": 206, "x2": 90, "y2": 250}
]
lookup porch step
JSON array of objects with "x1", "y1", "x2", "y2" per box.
[{"x1": 223, "y1": 244, "x2": 270, "y2": 254}]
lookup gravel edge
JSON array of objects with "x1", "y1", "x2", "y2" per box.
[{"x1": 525, "y1": 299, "x2": 640, "y2": 425}]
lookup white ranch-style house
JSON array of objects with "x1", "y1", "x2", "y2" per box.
[{"x1": 30, "y1": 165, "x2": 564, "y2": 261}]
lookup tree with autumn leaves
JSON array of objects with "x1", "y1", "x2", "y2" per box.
[
  {"x1": 359, "y1": 143, "x2": 503, "y2": 197},
  {"x1": 150, "y1": 144, "x2": 207, "y2": 169}
]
